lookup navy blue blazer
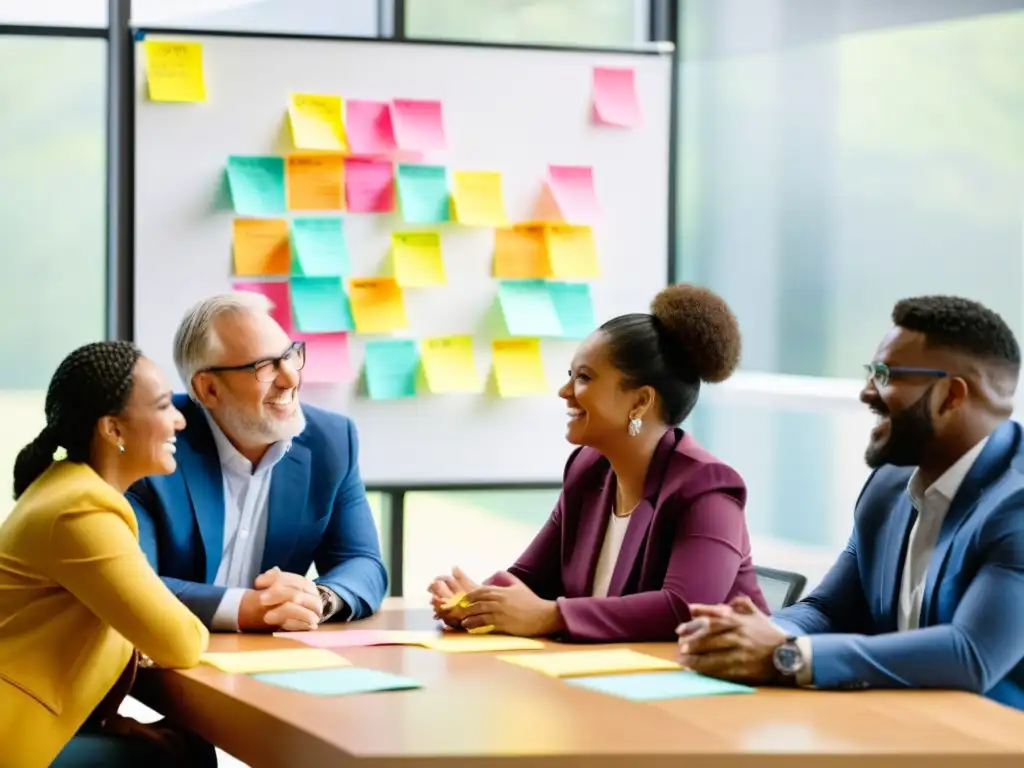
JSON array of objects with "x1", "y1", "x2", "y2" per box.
[
  {"x1": 775, "y1": 419, "x2": 1024, "y2": 709},
  {"x1": 127, "y1": 394, "x2": 388, "y2": 626}
]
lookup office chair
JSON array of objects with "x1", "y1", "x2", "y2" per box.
[{"x1": 755, "y1": 566, "x2": 808, "y2": 613}]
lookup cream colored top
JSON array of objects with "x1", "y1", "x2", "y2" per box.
[{"x1": 591, "y1": 513, "x2": 632, "y2": 597}]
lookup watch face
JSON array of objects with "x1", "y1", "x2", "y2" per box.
[{"x1": 774, "y1": 643, "x2": 804, "y2": 675}]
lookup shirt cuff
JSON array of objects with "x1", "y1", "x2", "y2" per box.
[
  {"x1": 211, "y1": 587, "x2": 246, "y2": 632},
  {"x1": 795, "y1": 635, "x2": 814, "y2": 687}
]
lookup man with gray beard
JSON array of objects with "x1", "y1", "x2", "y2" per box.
[{"x1": 128, "y1": 292, "x2": 387, "y2": 632}]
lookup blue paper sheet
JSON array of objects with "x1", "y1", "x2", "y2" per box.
[
  {"x1": 564, "y1": 671, "x2": 755, "y2": 701},
  {"x1": 252, "y1": 666, "x2": 421, "y2": 696}
]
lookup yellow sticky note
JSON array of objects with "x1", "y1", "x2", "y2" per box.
[
  {"x1": 423, "y1": 635, "x2": 544, "y2": 653},
  {"x1": 392, "y1": 231, "x2": 446, "y2": 287},
  {"x1": 496, "y1": 649, "x2": 680, "y2": 678},
  {"x1": 493, "y1": 225, "x2": 552, "y2": 279},
  {"x1": 421, "y1": 336, "x2": 480, "y2": 393},
  {"x1": 144, "y1": 41, "x2": 206, "y2": 102},
  {"x1": 232, "y1": 218, "x2": 290, "y2": 276},
  {"x1": 451, "y1": 171, "x2": 508, "y2": 227},
  {"x1": 545, "y1": 225, "x2": 600, "y2": 279},
  {"x1": 491, "y1": 338, "x2": 548, "y2": 398},
  {"x1": 288, "y1": 93, "x2": 348, "y2": 151},
  {"x1": 348, "y1": 277, "x2": 408, "y2": 334},
  {"x1": 200, "y1": 648, "x2": 349, "y2": 674}
]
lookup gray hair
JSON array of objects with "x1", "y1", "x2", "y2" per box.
[{"x1": 174, "y1": 291, "x2": 275, "y2": 399}]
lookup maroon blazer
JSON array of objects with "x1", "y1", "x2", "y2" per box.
[{"x1": 501, "y1": 428, "x2": 768, "y2": 642}]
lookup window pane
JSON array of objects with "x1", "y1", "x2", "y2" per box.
[
  {"x1": 677, "y1": 1, "x2": 1024, "y2": 378},
  {"x1": 402, "y1": 489, "x2": 558, "y2": 597},
  {"x1": 405, "y1": 0, "x2": 642, "y2": 47},
  {"x1": 131, "y1": 0, "x2": 378, "y2": 37},
  {"x1": 0, "y1": 0, "x2": 106, "y2": 27},
  {"x1": 0, "y1": 393, "x2": 46, "y2": 525}
]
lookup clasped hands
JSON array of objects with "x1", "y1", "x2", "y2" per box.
[
  {"x1": 239, "y1": 566, "x2": 323, "y2": 632},
  {"x1": 427, "y1": 566, "x2": 563, "y2": 637}
]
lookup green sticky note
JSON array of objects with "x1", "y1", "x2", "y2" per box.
[
  {"x1": 291, "y1": 217, "x2": 350, "y2": 277},
  {"x1": 251, "y1": 666, "x2": 422, "y2": 696},
  {"x1": 290, "y1": 276, "x2": 353, "y2": 332},
  {"x1": 548, "y1": 282, "x2": 596, "y2": 339},
  {"x1": 364, "y1": 340, "x2": 419, "y2": 400},
  {"x1": 226, "y1": 155, "x2": 286, "y2": 215},
  {"x1": 396, "y1": 164, "x2": 450, "y2": 224},
  {"x1": 565, "y1": 671, "x2": 755, "y2": 701},
  {"x1": 497, "y1": 280, "x2": 563, "y2": 337}
]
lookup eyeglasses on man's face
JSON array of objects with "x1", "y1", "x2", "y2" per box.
[
  {"x1": 863, "y1": 361, "x2": 948, "y2": 388},
  {"x1": 202, "y1": 341, "x2": 306, "y2": 382}
]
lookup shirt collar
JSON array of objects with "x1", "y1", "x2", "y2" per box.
[
  {"x1": 907, "y1": 435, "x2": 989, "y2": 510},
  {"x1": 201, "y1": 407, "x2": 291, "y2": 476}
]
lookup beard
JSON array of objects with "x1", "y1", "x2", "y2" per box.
[
  {"x1": 216, "y1": 395, "x2": 307, "y2": 447},
  {"x1": 865, "y1": 385, "x2": 936, "y2": 468}
]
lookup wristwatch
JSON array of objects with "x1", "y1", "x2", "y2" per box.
[
  {"x1": 316, "y1": 585, "x2": 342, "y2": 622},
  {"x1": 772, "y1": 636, "x2": 806, "y2": 678}
]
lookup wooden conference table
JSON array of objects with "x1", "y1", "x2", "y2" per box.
[{"x1": 134, "y1": 598, "x2": 1024, "y2": 767}]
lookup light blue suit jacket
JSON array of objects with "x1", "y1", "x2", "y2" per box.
[
  {"x1": 774, "y1": 419, "x2": 1024, "y2": 709},
  {"x1": 127, "y1": 395, "x2": 388, "y2": 627}
]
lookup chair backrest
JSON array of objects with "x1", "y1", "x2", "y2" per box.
[{"x1": 755, "y1": 566, "x2": 807, "y2": 612}]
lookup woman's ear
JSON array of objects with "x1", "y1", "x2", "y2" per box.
[
  {"x1": 631, "y1": 385, "x2": 657, "y2": 421},
  {"x1": 95, "y1": 415, "x2": 123, "y2": 450}
]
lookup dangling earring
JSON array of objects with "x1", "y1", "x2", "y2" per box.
[
  {"x1": 117, "y1": 441, "x2": 125, "y2": 455},
  {"x1": 628, "y1": 417, "x2": 643, "y2": 437}
]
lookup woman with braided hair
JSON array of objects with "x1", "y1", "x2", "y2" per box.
[{"x1": 0, "y1": 341, "x2": 212, "y2": 767}]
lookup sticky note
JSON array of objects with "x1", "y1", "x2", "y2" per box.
[
  {"x1": 451, "y1": 171, "x2": 508, "y2": 227},
  {"x1": 546, "y1": 165, "x2": 600, "y2": 224},
  {"x1": 565, "y1": 671, "x2": 755, "y2": 701},
  {"x1": 232, "y1": 280, "x2": 291, "y2": 331},
  {"x1": 288, "y1": 93, "x2": 348, "y2": 151},
  {"x1": 226, "y1": 156, "x2": 286, "y2": 216},
  {"x1": 549, "y1": 282, "x2": 596, "y2": 339},
  {"x1": 420, "y1": 336, "x2": 479, "y2": 393},
  {"x1": 396, "y1": 164, "x2": 450, "y2": 224},
  {"x1": 496, "y1": 649, "x2": 680, "y2": 678},
  {"x1": 291, "y1": 217, "x2": 349, "y2": 277},
  {"x1": 493, "y1": 226, "x2": 551, "y2": 279},
  {"x1": 349, "y1": 277, "x2": 408, "y2": 334},
  {"x1": 491, "y1": 339, "x2": 548, "y2": 398},
  {"x1": 286, "y1": 153, "x2": 344, "y2": 211},
  {"x1": 391, "y1": 98, "x2": 447, "y2": 151},
  {"x1": 232, "y1": 218, "x2": 290, "y2": 276},
  {"x1": 252, "y1": 666, "x2": 421, "y2": 696},
  {"x1": 144, "y1": 40, "x2": 206, "y2": 102},
  {"x1": 592, "y1": 66, "x2": 642, "y2": 128},
  {"x1": 290, "y1": 276, "x2": 353, "y2": 332},
  {"x1": 346, "y1": 99, "x2": 397, "y2": 154},
  {"x1": 422, "y1": 635, "x2": 545, "y2": 653},
  {"x1": 497, "y1": 280, "x2": 563, "y2": 337},
  {"x1": 200, "y1": 648, "x2": 348, "y2": 674},
  {"x1": 364, "y1": 339, "x2": 419, "y2": 400},
  {"x1": 345, "y1": 158, "x2": 395, "y2": 213},
  {"x1": 292, "y1": 332, "x2": 352, "y2": 383},
  {"x1": 275, "y1": 630, "x2": 437, "y2": 648},
  {"x1": 392, "y1": 231, "x2": 445, "y2": 287},
  {"x1": 545, "y1": 225, "x2": 600, "y2": 278}
]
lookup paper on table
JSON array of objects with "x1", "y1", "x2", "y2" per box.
[
  {"x1": 348, "y1": 277, "x2": 408, "y2": 334},
  {"x1": 290, "y1": 276, "x2": 353, "y2": 332},
  {"x1": 232, "y1": 280, "x2": 292, "y2": 331},
  {"x1": 344, "y1": 158, "x2": 395, "y2": 213},
  {"x1": 392, "y1": 231, "x2": 445, "y2": 287},
  {"x1": 420, "y1": 335, "x2": 479, "y2": 393},
  {"x1": 496, "y1": 649, "x2": 680, "y2": 678},
  {"x1": 232, "y1": 218, "x2": 290, "y2": 276},
  {"x1": 545, "y1": 225, "x2": 600, "y2": 279},
  {"x1": 226, "y1": 156, "x2": 286, "y2": 216},
  {"x1": 496, "y1": 280, "x2": 562, "y2": 337},
  {"x1": 565, "y1": 670, "x2": 755, "y2": 700},
  {"x1": 286, "y1": 153, "x2": 344, "y2": 211},
  {"x1": 548, "y1": 282, "x2": 596, "y2": 339},
  {"x1": 144, "y1": 40, "x2": 206, "y2": 102},
  {"x1": 491, "y1": 339, "x2": 548, "y2": 398},
  {"x1": 592, "y1": 66, "x2": 642, "y2": 128},
  {"x1": 292, "y1": 332, "x2": 352, "y2": 384},
  {"x1": 288, "y1": 93, "x2": 348, "y2": 151},
  {"x1": 252, "y1": 666, "x2": 421, "y2": 696},
  {"x1": 546, "y1": 165, "x2": 600, "y2": 224},
  {"x1": 200, "y1": 648, "x2": 348, "y2": 674},
  {"x1": 451, "y1": 171, "x2": 508, "y2": 227},
  {"x1": 276, "y1": 629, "x2": 437, "y2": 648},
  {"x1": 493, "y1": 226, "x2": 551, "y2": 279},
  {"x1": 363, "y1": 339, "x2": 419, "y2": 400},
  {"x1": 346, "y1": 99, "x2": 397, "y2": 154},
  {"x1": 291, "y1": 217, "x2": 349, "y2": 277},
  {"x1": 396, "y1": 164, "x2": 450, "y2": 224},
  {"x1": 422, "y1": 635, "x2": 545, "y2": 653},
  {"x1": 391, "y1": 99, "x2": 447, "y2": 151}
]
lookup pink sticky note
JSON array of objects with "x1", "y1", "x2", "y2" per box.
[
  {"x1": 391, "y1": 99, "x2": 447, "y2": 151},
  {"x1": 547, "y1": 165, "x2": 600, "y2": 224},
  {"x1": 592, "y1": 66, "x2": 642, "y2": 128},
  {"x1": 232, "y1": 280, "x2": 292, "y2": 332},
  {"x1": 344, "y1": 157, "x2": 395, "y2": 213},
  {"x1": 275, "y1": 629, "x2": 434, "y2": 648},
  {"x1": 292, "y1": 332, "x2": 352, "y2": 384},
  {"x1": 346, "y1": 99, "x2": 397, "y2": 154}
]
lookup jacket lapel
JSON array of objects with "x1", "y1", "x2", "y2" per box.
[
  {"x1": 880, "y1": 494, "x2": 915, "y2": 631},
  {"x1": 261, "y1": 441, "x2": 312, "y2": 573},
  {"x1": 176, "y1": 408, "x2": 226, "y2": 583}
]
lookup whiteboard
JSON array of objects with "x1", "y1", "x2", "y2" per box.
[{"x1": 133, "y1": 32, "x2": 672, "y2": 485}]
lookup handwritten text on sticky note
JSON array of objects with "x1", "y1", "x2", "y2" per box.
[
  {"x1": 286, "y1": 153, "x2": 344, "y2": 211},
  {"x1": 348, "y1": 277, "x2": 408, "y2": 334},
  {"x1": 144, "y1": 40, "x2": 206, "y2": 102}
]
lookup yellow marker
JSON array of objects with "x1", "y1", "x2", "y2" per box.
[
  {"x1": 466, "y1": 625, "x2": 495, "y2": 635},
  {"x1": 441, "y1": 592, "x2": 466, "y2": 611},
  {"x1": 457, "y1": 597, "x2": 473, "y2": 609}
]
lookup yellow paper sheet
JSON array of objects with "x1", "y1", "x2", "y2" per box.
[
  {"x1": 451, "y1": 171, "x2": 508, "y2": 227},
  {"x1": 232, "y1": 218, "x2": 290, "y2": 276},
  {"x1": 423, "y1": 635, "x2": 545, "y2": 653},
  {"x1": 545, "y1": 225, "x2": 600, "y2": 279},
  {"x1": 348, "y1": 277, "x2": 408, "y2": 334},
  {"x1": 420, "y1": 335, "x2": 479, "y2": 393},
  {"x1": 491, "y1": 338, "x2": 548, "y2": 397},
  {"x1": 200, "y1": 648, "x2": 349, "y2": 674},
  {"x1": 392, "y1": 232, "x2": 446, "y2": 287},
  {"x1": 144, "y1": 40, "x2": 206, "y2": 102},
  {"x1": 493, "y1": 226, "x2": 552, "y2": 279},
  {"x1": 286, "y1": 153, "x2": 345, "y2": 210},
  {"x1": 496, "y1": 649, "x2": 680, "y2": 678},
  {"x1": 288, "y1": 93, "x2": 348, "y2": 151}
]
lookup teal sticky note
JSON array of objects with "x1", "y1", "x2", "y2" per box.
[
  {"x1": 290, "y1": 276, "x2": 353, "y2": 332},
  {"x1": 291, "y1": 217, "x2": 350, "y2": 277},
  {"x1": 548, "y1": 282, "x2": 596, "y2": 339},
  {"x1": 226, "y1": 155, "x2": 286, "y2": 215},
  {"x1": 364, "y1": 340, "x2": 419, "y2": 400},
  {"x1": 565, "y1": 671, "x2": 755, "y2": 701},
  {"x1": 396, "y1": 164, "x2": 450, "y2": 224},
  {"x1": 252, "y1": 666, "x2": 421, "y2": 696},
  {"x1": 497, "y1": 280, "x2": 563, "y2": 337}
]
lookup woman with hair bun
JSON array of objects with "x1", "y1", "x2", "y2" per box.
[{"x1": 429, "y1": 284, "x2": 768, "y2": 642}]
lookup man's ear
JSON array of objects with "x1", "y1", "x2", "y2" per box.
[
  {"x1": 191, "y1": 372, "x2": 219, "y2": 408},
  {"x1": 939, "y1": 377, "x2": 969, "y2": 414}
]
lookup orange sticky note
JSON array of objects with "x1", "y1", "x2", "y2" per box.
[
  {"x1": 286, "y1": 153, "x2": 344, "y2": 210},
  {"x1": 493, "y1": 226, "x2": 552, "y2": 279},
  {"x1": 232, "y1": 218, "x2": 290, "y2": 276},
  {"x1": 348, "y1": 277, "x2": 408, "y2": 334}
]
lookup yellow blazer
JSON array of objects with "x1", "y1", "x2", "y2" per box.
[{"x1": 0, "y1": 461, "x2": 209, "y2": 767}]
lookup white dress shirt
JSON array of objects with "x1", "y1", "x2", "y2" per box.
[{"x1": 591, "y1": 513, "x2": 631, "y2": 597}]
